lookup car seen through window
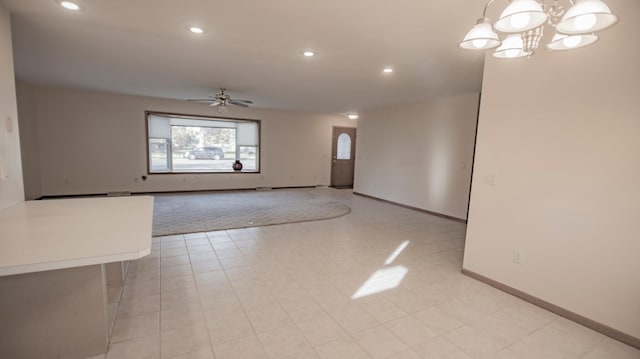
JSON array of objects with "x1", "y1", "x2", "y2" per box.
[{"x1": 183, "y1": 146, "x2": 225, "y2": 160}]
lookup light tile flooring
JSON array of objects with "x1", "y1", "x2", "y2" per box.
[{"x1": 99, "y1": 190, "x2": 639, "y2": 359}]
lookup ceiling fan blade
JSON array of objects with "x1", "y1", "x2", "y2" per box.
[
  {"x1": 187, "y1": 99, "x2": 215, "y2": 102},
  {"x1": 209, "y1": 101, "x2": 222, "y2": 107},
  {"x1": 232, "y1": 99, "x2": 253, "y2": 104},
  {"x1": 229, "y1": 101, "x2": 249, "y2": 108}
]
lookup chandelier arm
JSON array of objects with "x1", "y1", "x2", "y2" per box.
[
  {"x1": 483, "y1": 0, "x2": 553, "y2": 18},
  {"x1": 482, "y1": 0, "x2": 501, "y2": 18},
  {"x1": 482, "y1": 0, "x2": 573, "y2": 20}
]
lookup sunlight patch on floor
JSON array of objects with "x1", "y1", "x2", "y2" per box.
[
  {"x1": 352, "y1": 240, "x2": 411, "y2": 299},
  {"x1": 384, "y1": 240, "x2": 410, "y2": 265},
  {"x1": 351, "y1": 265, "x2": 408, "y2": 299}
]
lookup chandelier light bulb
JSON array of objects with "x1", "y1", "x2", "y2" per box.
[
  {"x1": 562, "y1": 35, "x2": 582, "y2": 48},
  {"x1": 505, "y1": 49, "x2": 521, "y2": 58},
  {"x1": 493, "y1": 34, "x2": 529, "y2": 59},
  {"x1": 547, "y1": 32, "x2": 599, "y2": 51},
  {"x1": 510, "y1": 12, "x2": 531, "y2": 30},
  {"x1": 472, "y1": 39, "x2": 488, "y2": 49},
  {"x1": 574, "y1": 13, "x2": 597, "y2": 31}
]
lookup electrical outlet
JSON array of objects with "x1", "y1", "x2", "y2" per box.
[{"x1": 512, "y1": 251, "x2": 522, "y2": 264}]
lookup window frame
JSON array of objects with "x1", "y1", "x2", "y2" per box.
[{"x1": 145, "y1": 111, "x2": 261, "y2": 175}]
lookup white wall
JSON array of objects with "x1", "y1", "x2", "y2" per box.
[
  {"x1": 17, "y1": 85, "x2": 356, "y2": 197},
  {"x1": 0, "y1": 5, "x2": 23, "y2": 209},
  {"x1": 464, "y1": 0, "x2": 640, "y2": 340},
  {"x1": 353, "y1": 93, "x2": 479, "y2": 220}
]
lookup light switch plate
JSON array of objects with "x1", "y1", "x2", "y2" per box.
[
  {"x1": 0, "y1": 164, "x2": 7, "y2": 181},
  {"x1": 485, "y1": 174, "x2": 497, "y2": 186},
  {"x1": 4, "y1": 116, "x2": 13, "y2": 133}
]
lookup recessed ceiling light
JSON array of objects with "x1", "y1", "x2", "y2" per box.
[
  {"x1": 58, "y1": 1, "x2": 80, "y2": 10},
  {"x1": 348, "y1": 114, "x2": 359, "y2": 120},
  {"x1": 189, "y1": 27, "x2": 205, "y2": 34},
  {"x1": 302, "y1": 51, "x2": 315, "y2": 57},
  {"x1": 383, "y1": 67, "x2": 394, "y2": 73}
]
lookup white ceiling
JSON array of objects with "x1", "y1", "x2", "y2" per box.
[{"x1": 1, "y1": 0, "x2": 487, "y2": 114}]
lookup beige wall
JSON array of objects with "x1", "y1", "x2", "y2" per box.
[
  {"x1": 16, "y1": 81, "x2": 40, "y2": 199},
  {"x1": 17, "y1": 84, "x2": 356, "y2": 197},
  {"x1": 464, "y1": 0, "x2": 640, "y2": 339},
  {"x1": 0, "y1": 5, "x2": 23, "y2": 209},
  {"x1": 353, "y1": 93, "x2": 479, "y2": 220}
]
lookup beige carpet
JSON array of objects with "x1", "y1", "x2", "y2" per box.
[{"x1": 152, "y1": 189, "x2": 351, "y2": 236}]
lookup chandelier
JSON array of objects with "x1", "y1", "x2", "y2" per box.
[{"x1": 459, "y1": 0, "x2": 618, "y2": 58}]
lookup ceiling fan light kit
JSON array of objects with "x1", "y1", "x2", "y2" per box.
[
  {"x1": 459, "y1": 0, "x2": 618, "y2": 59},
  {"x1": 187, "y1": 88, "x2": 254, "y2": 114}
]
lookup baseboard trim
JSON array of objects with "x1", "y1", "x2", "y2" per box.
[
  {"x1": 38, "y1": 185, "x2": 320, "y2": 200},
  {"x1": 353, "y1": 191, "x2": 467, "y2": 223},
  {"x1": 461, "y1": 269, "x2": 640, "y2": 350}
]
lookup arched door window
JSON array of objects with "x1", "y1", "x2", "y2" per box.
[{"x1": 336, "y1": 133, "x2": 352, "y2": 160}]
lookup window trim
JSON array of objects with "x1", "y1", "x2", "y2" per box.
[{"x1": 145, "y1": 111, "x2": 262, "y2": 175}]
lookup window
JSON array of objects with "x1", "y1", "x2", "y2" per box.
[
  {"x1": 336, "y1": 133, "x2": 352, "y2": 160},
  {"x1": 146, "y1": 112, "x2": 260, "y2": 173}
]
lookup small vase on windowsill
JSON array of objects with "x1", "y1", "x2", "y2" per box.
[{"x1": 233, "y1": 160, "x2": 243, "y2": 171}]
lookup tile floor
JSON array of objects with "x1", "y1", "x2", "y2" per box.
[{"x1": 98, "y1": 190, "x2": 640, "y2": 359}]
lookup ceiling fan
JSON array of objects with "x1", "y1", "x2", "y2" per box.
[{"x1": 188, "y1": 88, "x2": 253, "y2": 113}]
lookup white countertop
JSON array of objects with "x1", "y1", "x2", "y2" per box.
[{"x1": 0, "y1": 196, "x2": 154, "y2": 276}]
